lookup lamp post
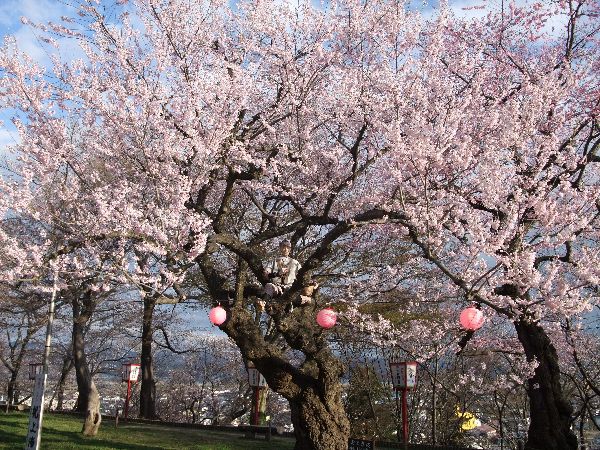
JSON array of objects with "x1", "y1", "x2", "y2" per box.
[
  {"x1": 246, "y1": 361, "x2": 267, "y2": 426},
  {"x1": 389, "y1": 359, "x2": 417, "y2": 447},
  {"x1": 121, "y1": 362, "x2": 141, "y2": 421}
]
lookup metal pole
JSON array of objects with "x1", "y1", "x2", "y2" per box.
[
  {"x1": 395, "y1": 389, "x2": 401, "y2": 442},
  {"x1": 402, "y1": 389, "x2": 408, "y2": 447}
]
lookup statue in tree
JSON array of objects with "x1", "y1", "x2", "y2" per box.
[
  {"x1": 261, "y1": 240, "x2": 316, "y2": 310},
  {"x1": 263, "y1": 239, "x2": 301, "y2": 299}
]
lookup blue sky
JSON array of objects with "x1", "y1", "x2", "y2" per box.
[{"x1": 0, "y1": 0, "x2": 80, "y2": 151}]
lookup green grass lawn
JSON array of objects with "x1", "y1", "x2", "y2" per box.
[{"x1": 0, "y1": 412, "x2": 295, "y2": 449}]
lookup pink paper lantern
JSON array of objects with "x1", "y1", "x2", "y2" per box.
[
  {"x1": 460, "y1": 306, "x2": 485, "y2": 331},
  {"x1": 209, "y1": 306, "x2": 227, "y2": 326},
  {"x1": 316, "y1": 308, "x2": 337, "y2": 329}
]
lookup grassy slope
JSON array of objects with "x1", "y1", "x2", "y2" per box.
[{"x1": 0, "y1": 412, "x2": 295, "y2": 450}]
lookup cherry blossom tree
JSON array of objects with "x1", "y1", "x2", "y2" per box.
[
  {"x1": 0, "y1": 285, "x2": 46, "y2": 410},
  {"x1": 1, "y1": 0, "x2": 599, "y2": 449},
  {"x1": 156, "y1": 335, "x2": 251, "y2": 424},
  {"x1": 561, "y1": 315, "x2": 600, "y2": 444}
]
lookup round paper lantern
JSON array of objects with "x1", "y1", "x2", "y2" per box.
[
  {"x1": 460, "y1": 306, "x2": 485, "y2": 331},
  {"x1": 316, "y1": 308, "x2": 337, "y2": 329},
  {"x1": 209, "y1": 306, "x2": 227, "y2": 326}
]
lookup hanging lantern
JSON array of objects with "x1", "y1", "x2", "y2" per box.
[
  {"x1": 460, "y1": 306, "x2": 485, "y2": 331},
  {"x1": 316, "y1": 308, "x2": 337, "y2": 329},
  {"x1": 209, "y1": 306, "x2": 227, "y2": 325}
]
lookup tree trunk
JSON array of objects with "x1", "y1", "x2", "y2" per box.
[
  {"x1": 55, "y1": 357, "x2": 73, "y2": 410},
  {"x1": 5, "y1": 372, "x2": 18, "y2": 412},
  {"x1": 6, "y1": 372, "x2": 17, "y2": 408},
  {"x1": 221, "y1": 304, "x2": 350, "y2": 450},
  {"x1": 257, "y1": 388, "x2": 268, "y2": 424},
  {"x1": 139, "y1": 295, "x2": 158, "y2": 419},
  {"x1": 81, "y1": 379, "x2": 102, "y2": 436},
  {"x1": 290, "y1": 386, "x2": 350, "y2": 450},
  {"x1": 3, "y1": 322, "x2": 32, "y2": 410},
  {"x1": 72, "y1": 292, "x2": 101, "y2": 436},
  {"x1": 432, "y1": 356, "x2": 438, "y2": 445},
  {"x1": 514, "y1": 320, "x2": 577, "y2": 450}
]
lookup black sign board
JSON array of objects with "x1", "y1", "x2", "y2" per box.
[{"x1": 348, "y1": 438, "x2": 374, "y2": 450}]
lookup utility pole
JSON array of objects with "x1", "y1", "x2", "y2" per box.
[{"x1": 25, "y1": 269, "x2": 58, "y2": 450}]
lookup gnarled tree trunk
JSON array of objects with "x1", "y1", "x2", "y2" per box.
[
  {"x1": 72, "y1": 290, "x2": 101, "y2": 436},
  {"x1": 139, "y1": 294, "x2": 158, "y2": 419},
  {"x1": 514, "y1": 320, "x2": 577, "y2": 450},
  {"x1": 222, "y1": 304, "x2": 350, "y2": 450},
  {"x1": 290, "y1": 385, "x2": 350, "y2": 450},
  {"x1": 81, "y1": 380, "x2": 102, "y2": 436}
]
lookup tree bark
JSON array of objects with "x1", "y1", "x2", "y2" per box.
[
  {"x1": 139, "y1": 294, "x2": 158, "y2": 419},
  {"x1": 72, "y1": 291, "x2": 101, "y2": 436},
  {"x1": 54, "y1": 356, "x2": 73, "y2": 410},
  {"x1": 290, "y1": 386, "x2": 350, "y2": 450},
  {"x1": 6, "y1": 372, "x2": 17, "y2": 411},
  {"x1": 221, "y1": 304, "x2": 350, "y2": 450},
  {"x1": 7, "y1": 372, "x2": 16, "y2": 401},
  {"x1": 81, "y1": 380, "x2": 102, "y2": 436},
  {"x1": 514, "y1": 320, "x2": 577, "y2": 450}
]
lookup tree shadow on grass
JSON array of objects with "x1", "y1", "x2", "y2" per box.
[
  {"x1": 42, "y1": 434, "x2": 165, "y2": 450},
  {"x1": 0, "y1": 428, "x2": 23, "y2": 447},
  {"x1": 1, "y1": 414, "x2": 295, "y2": 450},
  {"x1": 0, "y1": 428, "x2": 165, "y2": 450},
  {"x1": 40, "y1": 425, "x2": 169, "y2": 450},
  {"x1": 0, "y1": 414, "x2": 170, "y2": 449}
]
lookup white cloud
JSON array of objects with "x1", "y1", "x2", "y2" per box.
[
  {"x1": 12, "y1": 25, "x2": 53, "y2": 67},
  {"x1": 1, "y1": 0, "x2": 84, "y2": 66},
  {"x1": 0, "y1": 127, "x2": 18, "y2": 148},
  {"x1": 418, "y1": 0, "x2": 569, "y2": 40},
  {"x1": 0, "y1": 125, "x2": 19, "y2": 157},
  {"x1": 449, "y1": 0, "x2": 491, "y2": 19}
]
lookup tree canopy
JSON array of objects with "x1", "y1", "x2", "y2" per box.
[{"x1": 1, "y1": 1, "x2": 599, "y2": 449}]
